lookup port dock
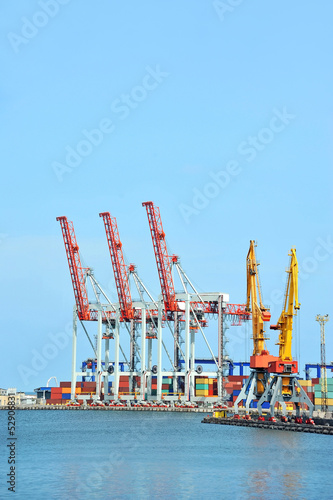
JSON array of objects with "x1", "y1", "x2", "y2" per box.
[{"x1": 202, "y1": 415, "x2": 333, "y2": 434}]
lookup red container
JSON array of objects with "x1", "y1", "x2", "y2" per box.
[
  {"x1": 60, "y1": 382, "x2": 71, "y2": 388},
  {"x1": 228, "y1": 376, "x2": 247, "y2": 382},
  {"x1": 51, "y1": 388, "x2": 62, "y2": 394}
]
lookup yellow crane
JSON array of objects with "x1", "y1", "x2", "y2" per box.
[
  {"x1": 258, "y1": 248, "x2": 313, "y2": 418},
  {"x1": 234, "y1": 241, "x2": 277, "y2": 414}
]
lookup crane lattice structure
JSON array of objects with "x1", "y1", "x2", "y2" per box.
[{"x1": 316, "y1": 314, "x2": 329, "y2": 414}]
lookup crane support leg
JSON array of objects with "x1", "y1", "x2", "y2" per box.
[
  {"x1": 96, "y1": 310, "x2": 102, "y2": 400},
  {"x1": 157, "y1": 303, "x2": 163, "y2": 401},
  {"x1": 234, "y1": 373, "x2": 254, "y2": 414},
  {"x1": 71, "y1": 307, "x2": 78, "y2": 401},
  {"x1": 217, "y1": 295, "x2": 223, "y2": 401},
  {"x1": 104, "y1": 338, "x2": 110, "y2": 402},
  {"x1": 184, "y1": 294, "x2": 190, "y2": 402},
  {"x1": 113, "y1": 312, "x2": 120, "y2": 400},
  {"x1": 190, "y1": 329, "x2": 195, "y2": 400},
  {"x1": 141, "y1": 305, "x2": 146, "y2": 401},
  {"x1": 130, "y1": 319, "x2": 135, "y2": 394},
  {"x1": 258, "y1": 375, "x2": 314, "y2": 417},
  {"x1": 174, "y1": 312, "x2": 179, "y2": 395},
  {"x1": 147, "y1": 338, "x2": 152, "y2": 398}
]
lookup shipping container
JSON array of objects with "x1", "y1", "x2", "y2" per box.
[{"x1": 196, "y1": 390, "x2": 209, "y2": 396}]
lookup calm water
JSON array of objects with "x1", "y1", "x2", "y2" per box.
[{"x1": 0, "y1": 410, "x2": 332, "y2": 499}]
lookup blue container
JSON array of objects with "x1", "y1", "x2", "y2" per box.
[
  {"x1": 262, "y1": 402, "x2": 270, "y2": 409},
  {"x1": 233, "y1": 390, "x2": 241, "y2": 396},
  {"x1": 62, "y1": 394, "x2": 71, "y2": 399}
]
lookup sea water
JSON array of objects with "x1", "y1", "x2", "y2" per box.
[{"x1": 0, "y1": 410, "x2": 332, "y2": 499}]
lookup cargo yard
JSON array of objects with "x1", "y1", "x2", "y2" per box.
[{"x1": 12, "y1": 200, "x2": 329, "y2": 430}]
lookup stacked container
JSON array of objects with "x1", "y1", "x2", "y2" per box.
[
  {"x1": 314, "y1": 378, "x2": 333, "y2": 410},
  {"x1": 162, "y1": 376, "x2": 173, "y2": 396},
  {"x1": 151, "y1": 376, "x2": 157, "y2": 397},
  {"x1": 195, "y1": 377, "x2": 209, "y2": 397},
  {"x1": 60, "y1": 382, "x2": 71, "y2": 401}
]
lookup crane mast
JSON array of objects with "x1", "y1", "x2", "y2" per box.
[
  {"x1": 99, "y1": 212, "x2": 134, "y2": 321},
  {"x1": 247, "y1": 241, "x2": 271, "y2": 358},
  {"x1": 56, "y1": 216, "x2": 90, "y2": 321},
  {"x1": 142, "y1": 201, "x2": 178, "y2": 313}
]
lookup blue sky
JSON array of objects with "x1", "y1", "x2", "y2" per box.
[{"x1": 1, "y1": 1, "x2": 332, "y2": 391}]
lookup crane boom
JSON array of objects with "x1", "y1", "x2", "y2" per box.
[
  {"x1": 99, "y1": 212, "x2": 134, "y2": 321},
  {"x1": 246, "y1": 241, "x2": 272, "y2": 365},
  {"x1": 142, "y1": 201, "x2": 177, "y2": 312},
  {"x1": 56, "y1": 216, "x2": 90, "y2": 321}
]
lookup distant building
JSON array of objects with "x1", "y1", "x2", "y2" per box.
[{"x1": 0, "y1": 388, "x2": 36, "y2": 406}]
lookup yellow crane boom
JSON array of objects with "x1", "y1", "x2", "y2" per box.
[
  {"x1": 247, "y1": 241, "x2": 277, "y2": 372},
  {"x1": 247, "y1": 240, "x2": 271, "y2": 356}
]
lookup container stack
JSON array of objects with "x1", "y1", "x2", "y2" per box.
[
  {"x1": 298, "y1": 379, "x2": 315, "y2": 407},
  {"x1": 60, "y1": 382, "x2": 71, "y2": 401},
  {"x1": 195, "y1": 377, "x2": 209, "y2": 397},
  {"x1": 45, "y1": 382, "x2": 75, "y2": 405},
  {"x1": 314, "y1": 378, "x2": 333, "y2": 411},
  {"x1": 224, "y1": 375, "x2": 248, "y2": 407},
  {"x1": 118, "y1": 376, "x2": 130, "y2": 395},
  {"x1": 151, "y1": 376, "x2": 157, "y2": 397},
  {"x1": 80, "y1": 381, "x2": 96, "y2": 396},
  {"x1": 195, "y1": 377, "x2": 219, "y2": 397},
  {"x1": 162, "y1": 376, "x2": 174, "y2": 396}
]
